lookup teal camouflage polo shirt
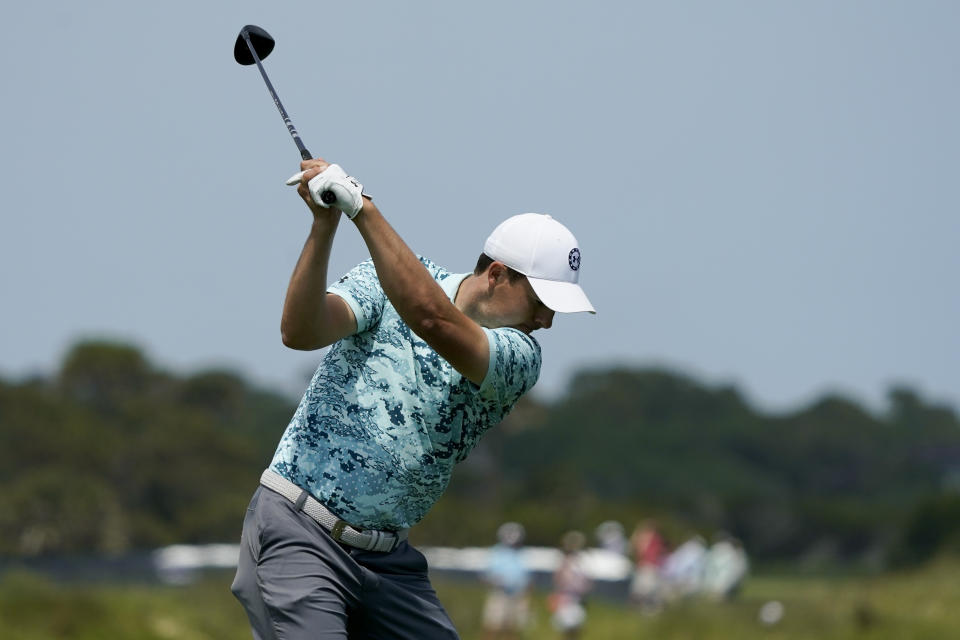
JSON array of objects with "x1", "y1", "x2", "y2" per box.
[{"x1": 270, "y1": 258, "x2": 541, "y2": 530}]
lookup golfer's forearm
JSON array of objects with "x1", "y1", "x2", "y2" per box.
[
  {"x1": 353, "y1": 203, "x2": 489, "y2": 383},
  {"x1": 352, "y1": 204, "x2": 458, "y2": 333},
  {"x1": 281, "y1": 216, "x2": 342, "y2": 349}
]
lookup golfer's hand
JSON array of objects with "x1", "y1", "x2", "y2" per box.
[{"x1": 293, "y1": 158, "x2": 339, "y2": 219}]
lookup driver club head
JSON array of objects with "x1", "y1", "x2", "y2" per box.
[{"x1": 234, "y1": 25, "x2": 275, "y2": 65}]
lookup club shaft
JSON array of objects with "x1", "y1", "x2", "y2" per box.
[{"x1": 242, "y1": 32, "x2": 312, "y2": 161}]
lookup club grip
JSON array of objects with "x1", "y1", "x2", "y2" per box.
[{"x1": 320, "y1": 191, "x2": 337, "y2": 205}]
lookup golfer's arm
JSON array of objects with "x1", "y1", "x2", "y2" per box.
[
  {"x1": 281, "y1": 216, "x2": 357, "y2": 350},
  {"x1": 352, "y1": 201, "x2": 490, "y2": 384}
]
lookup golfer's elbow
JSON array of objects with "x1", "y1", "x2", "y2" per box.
[
  {"x1": 281, "y1": 296, "x2": 356, "y2": 350},
  {"x1": 408, "y1": 303, "x2": 453, "y2": 341},
  {"x1": 281, "y1": 332, "x2": 309, "y2": 351},
  {"x1": 281, "y1": 323, "x2": 322, "y2": 351},
  {"x1": 412, "y1": 316, "x2": 439, "y2": 339}
]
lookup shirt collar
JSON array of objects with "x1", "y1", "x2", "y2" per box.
[{"x1": 440, "y1": 272, "x2": 470, "y2": 303}]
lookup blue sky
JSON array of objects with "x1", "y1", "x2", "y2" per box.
[{"x1": 2, "y1": 1, "x2": 958, "y2": 412}]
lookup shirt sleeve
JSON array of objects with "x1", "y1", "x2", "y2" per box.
[
  {"x1": 478, "y1": 327, "x2": 542, "y2": 405},
  {"x1": 326, "y1": 260, "x2": 385, "y2": 333}
]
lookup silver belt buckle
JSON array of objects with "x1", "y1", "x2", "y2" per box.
[{"x1": 330, "y1": 519, "x2": 350, "y2": 542}]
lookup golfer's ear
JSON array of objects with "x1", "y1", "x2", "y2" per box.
[{"x1": 487, "y1": 261, "x2": 508, "y2": 288}]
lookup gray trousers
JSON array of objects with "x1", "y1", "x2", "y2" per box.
[{"x1": 231, "y1": 486, "x2": 459, "y2": 639}]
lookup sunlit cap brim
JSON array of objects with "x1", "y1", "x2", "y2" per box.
[{"x1": 528, "y1": 277, "x2": 596, "y2": 314}]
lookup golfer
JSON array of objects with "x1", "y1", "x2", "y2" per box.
[{"x1": 231, "y1": 157, "x2": 595, "y2": 639}]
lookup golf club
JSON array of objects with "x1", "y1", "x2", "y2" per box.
[{"x1": 234, "y1": 24, "x2": 336, "y2": 205}]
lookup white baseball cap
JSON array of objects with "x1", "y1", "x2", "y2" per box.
[{"x1": 483, "y1": 213, "x2": 596, "y2": 314}]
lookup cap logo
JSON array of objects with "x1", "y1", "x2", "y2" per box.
[{"x1": 568, "y1": 248, "x2": 581, "y2": 271}]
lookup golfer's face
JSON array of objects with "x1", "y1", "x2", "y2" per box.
[{"x1": 496, "y1": 276, "x2": 554, "y2": 334}]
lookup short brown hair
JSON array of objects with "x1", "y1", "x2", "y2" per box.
[{"x1": 473, "y1": 253, "x2": 524, "y2": 281}]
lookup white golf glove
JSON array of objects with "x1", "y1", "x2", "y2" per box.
[{"x1": 285, "y1": 164, "x2": 366, "y2": 219}]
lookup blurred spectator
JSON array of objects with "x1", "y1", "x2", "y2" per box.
[
  {"x1": 628, "y1": 519, "x2": 667, "y2": 613},
  {"x1": 482, "y1": 522, "x2": 531, "y2": 639},
  {"x1": 702, "y1": 533, "x2": 749, "y2": 601},
  {"x1": 594, "y1": 520, "x2": 628, "y2": 556},
  {"x1": 549, "y1": 530, "x2": 592, "y2": 639},
  {"x1": 661, "y1": 534, "x2": 707, "y2": 602}
]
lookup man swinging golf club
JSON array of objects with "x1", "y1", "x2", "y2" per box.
[{"x1": 231, "y1": 157, "x2": 595, "y2": 639}]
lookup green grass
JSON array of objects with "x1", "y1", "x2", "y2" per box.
[
  {"x1": 2, "y1": 561, "x2": 960, "y2": 639},
  {"x1": 0, "y1": 572, "x2": 250, "y2": 640},
  {"x1": 438, "y1": 560, "x2": 960, "y2": 640}
]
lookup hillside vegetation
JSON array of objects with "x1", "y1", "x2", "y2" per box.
[{"x1": 2, "y1": 340, "x2": 958, "y2": 568}]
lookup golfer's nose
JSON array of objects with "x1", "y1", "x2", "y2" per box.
[{"x1": 535, "y1": 307, "x2": 555, "y2": 330}]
